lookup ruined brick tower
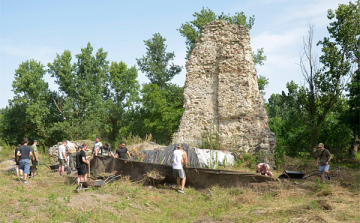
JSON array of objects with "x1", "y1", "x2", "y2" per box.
[{"x1": 172, "y1": 20, "x2": 276, "y2": 163}]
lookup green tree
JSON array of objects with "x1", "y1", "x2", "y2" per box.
[
  {"x1": 325, "y1": 1, "x2": 360, "y2": 154},
  {"x1": 178, "y1": 8, "x2": 255, "y2": 59},
  {"x1": 136, "y1": 33, "x2": 182, "y2": 89},
  {"x1": 141, "y1": 83, "x2": 184, "y2": 144},
  {"x1": 104, "y1": 61, "x2": 140, "y2": 143},
  {"x1": 1, "y1": 60, "x2": 51, "y2": 144},
  {"x1": 48, "y1": 43, "x2": 109, "y2": 140}
]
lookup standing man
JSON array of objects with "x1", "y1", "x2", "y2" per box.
[
  {"x1": 78, "y1": 144, "x2": 89, "y2": 183},
  {"x1": 114, "y1": 142, "x2": 131, "y2": 159},
  {"x1": 317, "y1": 143, "x2": 332, "y2": 183},
  {"x1": 95, "y1": 142, "x2": 112, "y2": 156},
  {"x1": 66, "y1": 141, "x2": 77, "y2": 171},
  {"x1": 30, "y1": 140, "x2": 39, "y2": 177},
  {"x1": 92, "y1": 137, "x2": 102, "y2": 156},
  {"x1": 17, "y1": 138, "x2": 33, "y2": 184},
  {"x1": 58, "y1": 141, "x2": 68, "y2": 176},
  {"x1": 171, "y1": 143, "x2": 188, "y2": 194}
]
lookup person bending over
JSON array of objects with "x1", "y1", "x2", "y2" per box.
[
  {"x1": 256, "y1": 163, "x2": 273, "y2": 177},
  {"x1": 95, "y1": 142, "x2": 112, "y2": 156}
]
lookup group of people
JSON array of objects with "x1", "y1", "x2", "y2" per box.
[
  {"x1": 57, "y1": 137, "x2": 132, "y2": 187},
  {"x1": 255, "y1": 142, "x2": 332, "y2": 183},
  {"x1": 14, "y1": 138, "x2": 38, "y2": 183},
  {"x1": 14, "y1": 136, "x2": 332, "y2": 188}
]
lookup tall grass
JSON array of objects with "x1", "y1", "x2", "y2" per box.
[{"x1": 0, "y1": 139, "x2": 12, "y2": 161}]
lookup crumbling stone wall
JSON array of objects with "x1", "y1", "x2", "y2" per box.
[{"x1": 172, "y1": 21, "x2": 276, "y2": 163}]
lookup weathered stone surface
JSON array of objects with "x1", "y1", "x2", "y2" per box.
[{"x1": 172, "y1": 21, "x2": 276, "y2": 163}]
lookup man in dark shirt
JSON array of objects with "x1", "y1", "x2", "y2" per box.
[
  {"x1": 76, "y1": 144, "x2": 89, "y2": 183},
  {"x1": 114, "y1": 142, "x2": 131, "y2": 159},
  {"x1": 17, "y1": 138, "x2": 33, "y2": 184},
  {"x1": 317, "y1": 143, "x2": 332, "y2": 183},
  {"x1": 95, "y1": 142, "x2": 112, "y2": 156}
]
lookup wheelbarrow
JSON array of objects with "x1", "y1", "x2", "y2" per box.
[{"x1": 278, "y1": 169, "x2": 330, "y2": 180}]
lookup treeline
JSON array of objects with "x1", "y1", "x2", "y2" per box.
[
  {"x1": 0, "y1": 3, "x2": 359, "y2": 163},
  {"x1": 0, "y1": 39, "x2": 183, "y2": 146},
  {"x1": 267, "y1": 1, "x2": 359, "y2": 162}
]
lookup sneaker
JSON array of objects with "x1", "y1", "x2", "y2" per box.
[
  {"x1": 23, "y1": 180, "x2": 28, "y2": 184},
  {"x1": 178, "y1": 190, "x2": 186, "y2": 194},
  {"x1": 20, "y1": 176, "x2": 23, "y2": 179},
  {"x1": 327, "y1": 176, "x2": 331, "y2": 180}
]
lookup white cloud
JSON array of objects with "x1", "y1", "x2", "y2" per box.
[
  {"x1": 272, "y1": 0, "x2": 349, "y2": 27},
  {"x1": 0, "y1": 42, "x2": 58, "y2": 66},
  {"x1": 252, "y1": 28, "x2": 307, "y2": 53}
]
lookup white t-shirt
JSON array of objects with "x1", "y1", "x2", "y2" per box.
[
  {"x1": 172, "y1": 150, "x2": 184, "y2": 170},
  {"x1": 58, "y1": 145, "x2": 66, "y2": 159},
  {"x1": 94, "y1": 142, "x2": 102, "y2": 154}
]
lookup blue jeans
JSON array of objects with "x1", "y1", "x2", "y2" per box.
[{"x1": 19, "y1": 159, "x2": 30, "y2": 174}]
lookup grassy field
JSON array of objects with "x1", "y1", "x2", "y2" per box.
[{"x1": 0, "y1": 150, "x2": 359, "y2": 222}]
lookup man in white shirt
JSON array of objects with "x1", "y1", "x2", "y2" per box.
[
  {"x1": 171, "y1": 143, "x2": 188, "y2": 194},
  {"x1": 92, "y1": 137, "x2": 102, "y2": 156},
  {"x1": 58, "y1": 141, "x2": 68, "y2": 176}
]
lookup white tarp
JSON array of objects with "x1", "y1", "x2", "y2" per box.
[{"x1": 195, "y1": 148, "x2": 235, "y2": 169}]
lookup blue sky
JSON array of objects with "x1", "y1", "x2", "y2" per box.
[{"x1": 0, "y1": 0, "x2": 349, "y2": 108}]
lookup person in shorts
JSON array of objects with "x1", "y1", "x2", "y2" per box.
[
  {"x1": 317, "y1": 143, "x2": 332, "y2": 183},
  {"x1": 58, "y1": 141, "x2": 68, "y2": 176},
  {"x1": 15, "y1": 144, "x2": 22, "y2": 178},
  {"x1": 75, "y1": 145, "x2": 83, "y2": 186},
  {"x1": 17, "y1": 138, "x2": 33, "y2": 184},
  {"x1": 77, "y1": 144, "x2": 89, "y2": 182},
  {"x1": 171, "y1": 143, "x2": 188, "y2": 194},
  {"x1": 30, "y1": 140, "x2": 39, "y2": 177}
]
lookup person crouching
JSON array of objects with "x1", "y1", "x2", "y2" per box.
[{"x1": 256, "y1": 163, "x2": 273, "y2": 177}]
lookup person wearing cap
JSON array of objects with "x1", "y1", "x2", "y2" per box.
[
  {"x1": 95, "y1": 142, "x2": 112, "y2": 156},
  {"x1": 30, "y1": 140, "x2": 39, "y2": 177},
  {"x1": 15, "y1": 144, "x2": 23, "y2": 178},
  {"x1": 317, "y1": 143, "x2": 332, "y2": 183},
  {"x1": 171, "y1": 143, "x2": 188, "y2": 194}
]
